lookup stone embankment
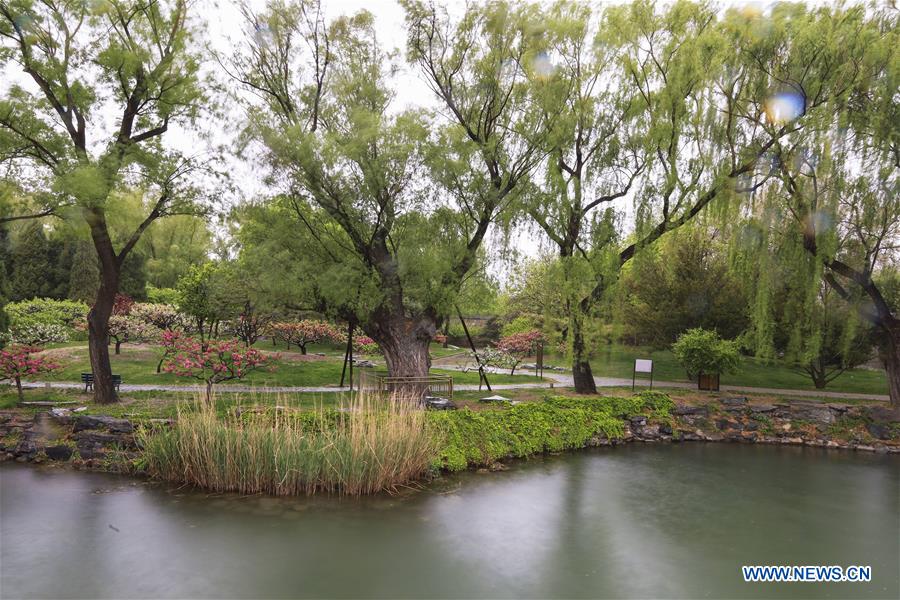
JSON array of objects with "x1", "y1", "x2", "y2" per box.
[
  {"x1": 594, "y1": 397, "x2": 900, "y2": 453},
  {"x1": 0, "y1": 411, "x2": 168, "y2": 470},
  {"x1": 1, "y1": 397, "x2": 898, "y2": 471}
]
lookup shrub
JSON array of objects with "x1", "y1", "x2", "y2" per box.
[
  {"x1": 3, "y1": 322, "x2": 70, "y2": 346},
  {"x1": 4, "y1": 298, "x2": 87, "y2": 345},
  {"x1": 470, "y1": 346, "x2": 516, "y2": 371},
  {"x1": 146, "y1": 285, "x2": 181, "y2": 305},
  {"x1": 269, "y1": 320, "x2": 341, "y2": 354},
  {"x1": 496, "y1": 330, "x2": 544, "y2": 374},
  {"x1": 225, "y1": 305, "x2": 274, "y2": 347},
  {"x1": 5, "y1": 298, "x2": 88, "y2": 328},
  {"x1": 162, "y1": 336, "x2": 278, "y2": 401},
  {"x1": 107, "y1": 315, "x2": 160, "y2": 354},
  {"x1": 447, "y1": 321, "x2": 484, "y2": 339},
  {"x1": 131, "y1": 303, "x2": 190, "y2": 331},
  {"x1": 0, "y1": 345, "x2": 60, "y2": 403},
  {"x1": 139, "y1": 393, "x2": 437, "y2": 496},
  {"x1": 671, "y1": 328, "x2": 740, "y2": 380},
  {"x1": 353, "y1": 335, "x2": 380, "y2": 355},
  {"x1": 428, "y1": 392, "x2": 673, "y2": 471},
  {"x1": 500, "y1": 315, "x2": 540, "y2": 337},
  {"x1": 140, "y1": 391, "x2": 675, "y2": 493}
]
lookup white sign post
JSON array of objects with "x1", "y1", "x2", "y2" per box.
[{"x1": 633, "y1": 359, "x2": 654, "y2": 391}]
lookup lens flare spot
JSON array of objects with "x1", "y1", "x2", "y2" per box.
[
  {"x1": 254, "y1": 24, "x2": 274, "y2": 49},
  {"x1": 13, "y1": 14, "x2": 34, "y2": 30},
  {"x1": 807, "y1": 210, "x2": 833, "y2": 233},
  {"x1": 765, "y1": 92, "x2": 805, "y2": 124},
  {"x1": 532, "y1": 51, "x2": 555, "y2": 79},
  {"x1": 739, "y1": 2, "x2": 764, "y2": 18}
]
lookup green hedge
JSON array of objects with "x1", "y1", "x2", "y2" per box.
[{"x1": 427, "y1": 391, "x2": 674, "y2": 471}]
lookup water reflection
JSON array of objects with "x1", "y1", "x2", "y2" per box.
[{"x1": 1, "y1": 445, "x2": 897, "y2": 599}]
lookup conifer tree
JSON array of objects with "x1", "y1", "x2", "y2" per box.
[{"x1": 68, "y1": 241, "x2": 100, "y2": 304}]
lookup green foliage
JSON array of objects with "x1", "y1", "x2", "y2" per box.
[
  {"x1": 447, "y1": 321, "x2": 484, "y2": 340},
  {"x1": 671, "y1": 328, "x2": 741, "y2": 379},
  {"x1": 0, "y1": 0, "x2": 212, "y2": 399},
  {"x1": 67, "y1": 240, "x2": 100, "y2": 304},
  {"x1": 146, "y1": 285, "x2": 181, "y2": 306},
  {"x1": 3, "y1": 297, "x2": 86, "y2": 345},
  {"x1": 428, "y1": 392, "x2": 673, "y2": 471},
  {"x1": 140, "y1": 215, "x2": 213, "y2": 289},
  {"x1": 175, "y1": 263, "x2": 220, "y2": 332},
  {"x1": 5, "y1": 298, "x2": 88, "y2": 328},
  {"x1": 501, "y1": 315, "x2": 541, "y2": 338},
  {"x1": 8, "y1": 221, "x2": 68, "y2": 301},
  {"x1": 617, "y1": 229, "x2": 749, "y2": 348},
  {"x1": 0, "y1": 226, "x2": 9, "y2": 335},
  {"x1": 119, "y1": 252, "x2": 148, "y2": 301},
  {"x1": 234, "y1": 0, "x2": 551, "y2": 375}
]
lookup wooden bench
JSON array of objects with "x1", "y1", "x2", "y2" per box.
[{"x1": 81, "y1": 373, "x2": 122, "y2": 393}]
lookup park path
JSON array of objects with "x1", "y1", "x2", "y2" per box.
[
  {"x1": 14, "y1": 379, "x2": 556, "y2": 395},
  {"x1": 434, "y1": 364, "x2": 890, "y2": 402},
  {"x1": 13, "y1": 369, "x2": 889, "y2": 402}
]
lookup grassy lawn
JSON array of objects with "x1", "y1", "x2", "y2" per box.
[
  {"x1": 9, "y1": 340, "x2": 886, "y2": 402},
  {"x1": 31, "y1": 342, "x2": 539, "y2": 389},
  {"x1": 4, "y1": 379, "x2": 886, "y2": 423},
  {"x1": 542, "y1": 344, "x2": 889, "y2": 396}
]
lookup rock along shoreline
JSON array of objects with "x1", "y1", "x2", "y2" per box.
[{"x1": 1, "y1": 396, "x2": 898, "y2": 476}]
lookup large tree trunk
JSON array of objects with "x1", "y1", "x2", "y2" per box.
[
  {"x1": 878, "y1": 325, "x2": 900, "y2": 413},
  {"x1": 87, "y1": 282, "x2": 118, "y2": 404},
  {"x1": 570, "y1": 304, "x2": 597, "y2": 394},
  {"x1": 85, "y1": 208, "x2": 121, "y2": 404},
  {"x1": 365, "y1": 314, "x2": 435, "y2": 399}
]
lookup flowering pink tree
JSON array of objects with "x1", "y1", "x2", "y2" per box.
[
  {"x1": 496, "y1": 330, "x2": 544, "y2": 375},
  {"x1": 162, "y1": 336, "x2": 278, "y2": 402},
  {"x1": 112, "y1": 293, "x2": 135, "y2": 316},
  {"x1": 353, "y1": 335, "x2": 381, "y2": 355},
  {"x1": 226, "y1": 303, "x2": 274, "y2": 347},
  {"x1": 107, "y1": 315, "x2": 159, "y2": 354},
  {"x1": 269, "y1": 320, "x2": 340, "y2": 354},
  {"x1": 131, "y1": 303, "x2": 190, "y2": 331},
  {"x1": 0, "y1": 346, "x2": 60, "y2": 403},
  {"x1": 156, "y1": 329, "x2": 185, "y2": 373}
]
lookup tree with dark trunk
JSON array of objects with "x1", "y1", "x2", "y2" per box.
[
  {"x1": 738, "y1": 3, "x2": 899, "y2": 409},
  {"x1": 0, "y1": 0, "x2": 211, "y2": 403},
  {"x1": 520, "y1": 1, "x2": 882, "y2": 393},
  {"x1": 231, "y1": 1, "x2": 547, "y2": 383},
  {"x1": 768, "y1": 128, "x2": 899, "y2": 407}
]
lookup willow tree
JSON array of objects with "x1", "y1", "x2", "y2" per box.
[
  {"x1": 0, "y1": 0, "x2": 208, "y2": 403},
  {"x1": 518, "y1": 1, "x2": 881, "y2": 393},
  {"x1": 233, "y1": 1, "x2": 548, "y2": 378},
  {"x1": 729, "y1": 5, "x2": 898, "y2": 408}
]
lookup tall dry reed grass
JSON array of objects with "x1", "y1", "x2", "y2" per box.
[{"x1": 139, "y1": 392, "x2": 438, "y2": 496}]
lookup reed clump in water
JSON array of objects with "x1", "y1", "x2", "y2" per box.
[{"x1": 139, "y1": 392, "x2": 438, "y2": 496}]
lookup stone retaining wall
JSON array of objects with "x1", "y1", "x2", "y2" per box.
[
  {"x1": 0, "y1": 412, "x2": 171, "y2": 471},
  {"x1": 593, "y1": 397, "x2": 900, "y2": 453},
  {"x1": 1, "y1": 397, "x2": 898, "y2": 472}
]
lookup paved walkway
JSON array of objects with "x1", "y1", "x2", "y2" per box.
[
  {"x1": 12, "y1": 369, "x2": 889, "y2": 402},
  {"x1": 439, "y1": 365, "x2": 890, "y2": 402},
  {"x1": 14, "y1": 380, "x2": 557, "y2": 395}
]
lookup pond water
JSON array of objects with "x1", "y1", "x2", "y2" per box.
[{"x1": 1, "y1": 444, "x2": 898, "y2": 599}]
